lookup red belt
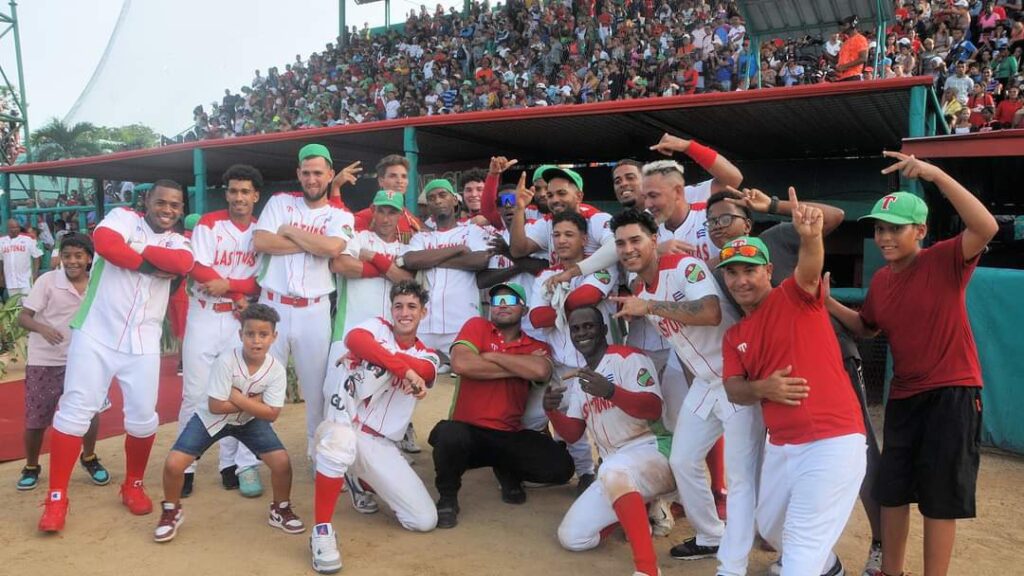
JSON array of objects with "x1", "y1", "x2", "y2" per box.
[
  {"x1": 198, "y1": 299, "x2": 234, "y2": 313},
  {"x1": 265, "y1": 290, "x2": 322, "y2": 308},
  {"x1": 352, "y1": 418, "x2": 386, "y2": 439}
]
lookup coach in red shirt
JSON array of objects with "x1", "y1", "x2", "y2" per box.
[
  {"x1": 719, "y1": 190, "x2": 865, "y2": 576},
  {"x1": 428, "y1": 282, "x2": 573, "y2": 530}
]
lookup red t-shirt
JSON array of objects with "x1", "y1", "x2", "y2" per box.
[
  {"x1": 860, "y1": 235, "x2": 983, "y2": 399},
  {"x1": 723, "y1": 277, "x2": 865, "y2": 446},
  {"x1": 449, "y1": 317, "x2": 552, "y2": 432},
  {"x1": 995, "y1": 99, "x2": 1022, "y2": 125},
  {"x1": 836, "y1": 32, "x2": 869, "y2": 81}
]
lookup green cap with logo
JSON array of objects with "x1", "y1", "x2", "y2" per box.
[
  {"x1": 536, "y1": 165, "x2": 584, "y2": 192},
  {"x1": 858, "y1": 191, "x2": 928, "y2": 225},
  {"x1": 372, "y1": 190, "x2": 405, "y2": 211},
  {"x1": 716, "y1": 236, "x2": 772, "y2": 268},
  {"x1": 422, "y1": 178, "x2": 461, "y2": 200},
  {"x1": 489, "y1": 282, "x2": 528, "y2": 306},
  {"x1": 298, "y1": 143, "x2": 333, "y2": 166}
]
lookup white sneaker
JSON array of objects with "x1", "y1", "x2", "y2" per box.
[
  {"x1": 768, "y1": 558, "x2": 782, "y2": 576},
  {"x1": 310, "y1": 523, "x2": 343, "y2": 574},
  {"x1": 648, "y1": 497, "x2": 675, "y2": 537},
  {"x1": 862, "y1": 541, "x2": 882, "y2": 576},
  {"x1": 398, "y1": 423, "x2": 422, "y2": 454},
  {"x1": 437, "y1": 364, "x2": 452, "y2": 375},
  {"x1": 345, "y1": 473, "x2": 379, "y2": 514}
]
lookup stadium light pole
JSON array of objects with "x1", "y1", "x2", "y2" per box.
[{"x1": 339, "y1": 0, "x2": 347, "y2": 48}]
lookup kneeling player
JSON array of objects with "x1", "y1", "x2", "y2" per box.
[
  {"x1": 155, "y1": 303, "x2": 304, "y2": 543},
  {"x1": 546, "y1": 306, "x2": 674, "y2": 576},
  {"x1": 311, "y1": 280, "x2": 440, "y2": 574}
]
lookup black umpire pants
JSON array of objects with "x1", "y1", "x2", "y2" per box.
[{"x1": 429, "y1": 420, "x2": 574, "y2": 500}]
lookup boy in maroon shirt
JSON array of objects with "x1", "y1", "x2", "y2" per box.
[{"x1": 829, "y1": 151, "x2": 998, "y2": 576}]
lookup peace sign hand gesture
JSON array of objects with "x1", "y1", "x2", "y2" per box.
[{"x1": 880, "y1": 151, "x2": 943, "y2": 183}]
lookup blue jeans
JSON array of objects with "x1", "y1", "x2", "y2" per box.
[{"x1": 172, "y1": 413, "x2": 285, "y2": 458}]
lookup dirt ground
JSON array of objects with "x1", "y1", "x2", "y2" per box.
[{"x1": 2, "y1": 375, "x2": 1023, "y2": 576}]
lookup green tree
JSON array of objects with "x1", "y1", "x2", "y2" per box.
[
  {"x1": 29, "y1": 118, "x2": 102, "y2": 161},
  {"x1": 94, "y1": 124, "x2": 161, "y2": 151}
]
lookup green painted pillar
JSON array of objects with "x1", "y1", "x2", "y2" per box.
[
  {"x1": 0, "y1": 172, "x2": 9, "y2": 224},
  {"x1": 403, "y1": 126, "x2": 419, "y2": 215},
  {"x1": 903, "y1": 86, "x2": 927, "y2": 196},
  {"x1": 385, "y1": 0, "x2": 390, "y2": 28},
  {"x1": 339, "y1": 0, "x2": 347, "y2": 47},
  {"x1": 193, "y1": 147, "x2": 207, "y2": 215}
]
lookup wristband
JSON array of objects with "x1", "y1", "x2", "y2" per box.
[
  {"x1": 361, "y1": 262, "x2": 381, "y2": 278},
  {"x1": 684, "y1": 141, "x2": 718, "y2": 171},
  {"x1": 768, "y1": 196, "x2": 780, "y2": 214},
  {"x1": 370, "y1": 252, "x2": 393, "y2": 273}
]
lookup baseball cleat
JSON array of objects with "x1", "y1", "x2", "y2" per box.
[
  {"x1": 268, "y1": 500, "x2": 306, "y2": 534},
  {"x1": 120, "y1": 479, "x2": 153, "y2": 515},
  {"x1": 80, "y1": 454, "x2": 110, "y2": 486},
  {"x1": 649, "y1": 498, "x2": 675, "y2": 537},
  {"x1": 153, "y1": 501, "x2": 184, "y2": 543},
  {"x1": 310, "y1": 523, "x2": 343, "y2": 574},
  {"x1": 398, "y1": 423, "x2": 422, "y2": 454},
  {"x1": 823, "y1": 555, "x2": 845, "y2": 576},
  {"x1": 669, "y1": 537, "x2": 719, "y2": 560},
  {"x1": 238, "y1": 465, "x2": 264, "y2": 498},
  {"x1": 38, "y1": 490, "x2": 69, "y2": 533},
  {"x1": 17, "y1": 465, "x2": 40, "y2": 491},
  {"x1": 345, "y1": 474, "x2": 379, "y2": 514}
]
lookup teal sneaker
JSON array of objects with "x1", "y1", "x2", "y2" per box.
[
  {"x1": 80, "y1": 454, "x2": 111, "y2": 486},
  {"x1": 17, "y1": 465, "x2": 40, "y2": 491},
  {"x1": 238, "y1": 465, "x2": 263, "y2": 498}
]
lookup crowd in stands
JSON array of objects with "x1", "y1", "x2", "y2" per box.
[{"x1": 187, "y1": 0, "x2": 1024, "y2": 141}]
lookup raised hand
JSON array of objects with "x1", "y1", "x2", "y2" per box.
[
  {"x1": 515, "y1": 171, "x2": 535, "y2": 210},
  {"x1": 649, "y1": 132, "x2": 691, "y2": 156},
  {"x1": 756, "y1": 365, "x2": 810, "y2": 406},
  {"x1": 790, "y1": 187, "x2": 823, "y2": 238},
  {"x1": 880, "y1": 151, "x2": 944, "y2": 183},
  {"x1": 724, "y1": 186, "x2": 772, "y2": 213},
  {"x1": 333, "y1": 160, "x2": 363, "y2": 188},
  {"x1": 489, "y1": 156, "x2": 519, "y2": 174}
]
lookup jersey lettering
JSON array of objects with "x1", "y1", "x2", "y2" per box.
[{"x1": 213, "y1": 250, "x2": 257, "y2": 267}]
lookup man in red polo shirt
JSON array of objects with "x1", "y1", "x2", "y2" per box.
[
  {"x1": 428, "y1": 282, "x2": 573, "y2": 529},
  {"x1": 719, "y1": 190, "x2": 866, "y2": 576}
]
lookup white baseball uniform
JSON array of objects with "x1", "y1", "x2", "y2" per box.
[
  {"x1": 1, "y1": 233, "x2": 42, "y2": 294},
  {"x1": 524, "y1": 204, "x2": 612, "y2": 265},
  {"x1": 406, "y1": 222, "x2": 489, "y2": 354},
  {"x1": 634, "y1": 253, "x2": 763, "y2": 576},
  {"x1": 555, "y1": 346, "x2": 676, "y2": 551},
  {"x1": 54, "y1": 208, "x2": 193, "y2": 438},
  {"x1": 178, "y1": 210, "x2": 261, "y2": 474},
  {"x1": 481, "y1": 226, "x2": 546, "y2": 339},
  {"x1": 255, "y1": 192, "x2": 354, "y2": 453},
  {"x1": 317, "y1": 317, "x2": 440, "y2": 532},
  {"x1": 657, "y1": 179, "x2": 719, "y2": 262}
]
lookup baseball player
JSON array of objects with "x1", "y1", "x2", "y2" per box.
[
  {"x1": 38, "y1": 180, "x2": 194, "y2": 533},
  {"x1": 476, "y1": 182, "x2": 549, "y2": 310},
  {"x1": 609, "y1": 208, "x2": 763, "y2": 576},
  {"x1": 176, "y1": 165, "x2": 264, "y2": 498},
  {"x1": 545, "y1": 306, "x2": 673, "y2": 576},
  {"x1": 340, "y1": 154, "x2": 423, "y2": 243},
  {"x1": 477, "y1": 158, "x2": 547, "y2": 229},
  {"x1": 827, "y1": 153, "x2": 997, "y2": 576},
  {"x1": 311, "y1": 281, "x2": 440, "y2": 574},
  {"x1": 253, "y1": 143, "x2": 353, "y2": 456},
  {"x1": 399, "y1": 179, "x2": 490, "y2": 361},
  {"x1": 719, "y1": 193, "x2": 867, "y2": 576},
  {"x1": 155, "y1": 304, "x2": 305, "y2": 543},
  {"x1": 1, "y1": 218, "x2": 43, "y2": 297},
  {"x1": 326, "y1": 189, "x2": 415, "y2": 514}
]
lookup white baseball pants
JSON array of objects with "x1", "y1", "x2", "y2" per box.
[
  {"x1": 522, "y1": 364, "x2": 595, "y2": 476},
  {"x1": 351, "y1": 430, "x2": 437, "y2": 532}
]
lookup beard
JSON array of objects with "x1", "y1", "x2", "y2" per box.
[{"x1": 303, "y1": 186, "x2": 327, "y2": 203}]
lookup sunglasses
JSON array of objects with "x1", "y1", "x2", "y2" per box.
[
  {"x1": 498, "y1": 193, "x2": 516, "y2": 207},
  {"x1": 491, "y1": 294, "x2": 522, "y2": 307},
  {"x1": 705, "y1": 213, "x2": 749, "y2": 230},
  {"x1": 720, "y1": 244, "x2": 763, "y2": 260}
]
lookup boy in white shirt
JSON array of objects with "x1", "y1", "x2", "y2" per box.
[{"x1": 154, "y1": 303, "x2": 305, "y2": 543}]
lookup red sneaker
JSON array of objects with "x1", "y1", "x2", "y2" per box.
[
  {"x1": 120, "y1": 479, "x2": 153, "y2": 515},
  {"x1": 38, "y1": 490, "x2": 69, "y2": 533}
]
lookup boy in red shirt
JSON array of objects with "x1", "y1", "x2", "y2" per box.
[
  {"x1": 719, "y1": 191, "x2": 866, "y2": 576},
  {"x1": 829, "y1": 152, "x2": 998, "y2": 576}
]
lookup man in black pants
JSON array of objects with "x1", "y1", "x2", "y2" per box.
[{"x1": 429, "y1": 283, "x2": 573, "y2": 529}]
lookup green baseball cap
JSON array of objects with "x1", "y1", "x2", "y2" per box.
[
  {"x1": 716, "y1": 236, "x2": 771, "y2": 268},
  {"x1": 298, "y1": 143, "x2": 333, "y2": 166},
  {"x1": 372, "y1": 189, "x2": 405, "y2": 211},
  {"x1": 489, "y1": 282, "x2": 528, "y2": 306},
  {"x1": 422, "y1": 178, "x2": 461, "y2": 200},
  {"x1": 536, "y1": 165, "x2": 583, "y2": 192},
  {"x1": 858, "y1": 192, "x2": 928, "y2": 225},
  {"x1": 183, "y1": 213, "x2": 201, "y2": 231}
]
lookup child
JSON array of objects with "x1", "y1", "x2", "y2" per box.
[
  {"x1": 16, "y1": 234, "x2": 109, "y2": 490},
  {"x1": 154, "y1": 303, "x2": 304, "y2": 543},
  {"x1": 829, "y1": 151, "x2": 998, "y2": 576}
]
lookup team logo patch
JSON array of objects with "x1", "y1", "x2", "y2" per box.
[
  {"x1": 637, "y1": 368, "x2": 654, "y2": 387},
  {"x1": 594, "y1": 270, "x2": 611, "y2": 285},
  {"x1": 341, "y1": 224, "x2": 354, "y2": 239},
  {"x1": 881, "y1": 195, "x2": 899, "y2": 210},
  {"x1": 316, "y1": 524, "x2": 330, "y2": 536},
  {"x1": 684, "y1": 263, "x2": 706, "y2": 283},
  {"x1": 737, "y1": 342, "x2": 748, "y2": 353}
]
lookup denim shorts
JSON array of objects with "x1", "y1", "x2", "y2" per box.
[{"x1": 172, "y1": 413, "x2": 285, "y2": 458}]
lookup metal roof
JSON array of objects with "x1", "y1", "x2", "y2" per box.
[
  {"x1": 737, "y1": 0, "x2": 895, "y2": 40},
  {"x1": 1, "y1": 77, "x2": 934, "y2": 184}
]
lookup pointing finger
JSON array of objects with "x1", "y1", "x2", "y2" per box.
[{"x1": 787, "y1": 186, "x2": 798, "y2": 209}]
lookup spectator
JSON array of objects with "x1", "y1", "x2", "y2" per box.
[{"x1": 945, "y1": 61, "x2": 975, "y2": 104}]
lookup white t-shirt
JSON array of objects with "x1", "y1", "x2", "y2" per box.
[
  {"x1": 407, "y1": 223, "x2": 489, "y2": 335},
  {"x1": 530, "y1": 264, "x2": 618, "y2": 370},
  {"x1": 525, "y1": 206, "x2": 612, "y2": 265},
  {"x1": 71, "y1": 208, "x2": 191, "y2": 355},
  {"x1": 196, "y1": 347, "x2": 286, "y2": 437},
  {"x1": 0, "y1": 234, "x2": 42, "y2": 290},
  {"x1": 332, "y1": 230, "x2": 407, "y2": 343},
  {"x1": 189, "y1": 210, "x2": 258, "y2": 305},
  {"x1": 564, "y1": 345, "x2": 663, "y2": 458},
  {"x1": 255, "y1": 193, "x2": 354, "y2": 298},
  {"x1": 343, "y1": 317, "x2": 440, "y2": 441}
]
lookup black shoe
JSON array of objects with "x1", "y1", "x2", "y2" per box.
[
  {"x1": 576, "y1": 472, "x2": 596, "y2": 496},
  {"x1": 221, "y1": 465, "x2": 239, "y2": 490},
  {"x1": 181, "y1": 472, "x2": 194, "y2": 498},
  {"x1": 436, "y1": 498, "x2": 460, "y2": 529},
  {"x1": 822, "y1": 556, "x2": 844, "y2": 576},
  {"x1": 500, "y1": 483, "x2": 526, "y2": 505},
  {"x1": 669, "y1": 537, "x2": 719, "y2": 560}
]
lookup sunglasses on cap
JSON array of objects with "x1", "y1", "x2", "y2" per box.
[
  {"x1": 720, "y1": 244, "x2": 764, "y2": 260},
  {"x1": 490, "y1": 294, "x2": 522, "y2": 307}
]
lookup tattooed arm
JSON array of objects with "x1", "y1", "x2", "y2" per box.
[{"x1": 647, "y1": 295, "x2": 722, "y2": 326}]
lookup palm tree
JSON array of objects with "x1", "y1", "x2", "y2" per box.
[{"x1": 29, "y1": 118, "x2": 103, "y2": 200}]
